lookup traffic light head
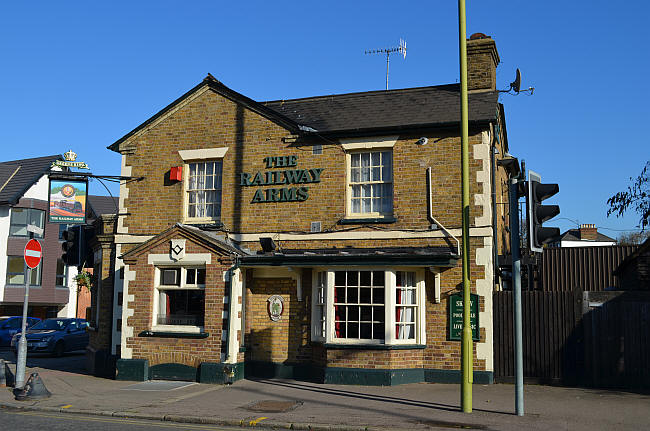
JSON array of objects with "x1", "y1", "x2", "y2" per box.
[
  {"x1": 61, "y1": 225, "x2": 80, "y2": 266},
  {"x1": 527, "y1": 170, "x2": 560, "y2": 252}
]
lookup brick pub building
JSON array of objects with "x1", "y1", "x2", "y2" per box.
[{"x1": 88, "y1": 34, "x2": 517, "y2": 385}]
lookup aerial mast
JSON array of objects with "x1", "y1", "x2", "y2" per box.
[{"x1": 365, "y1": 38, "x2": 407, "y2": 90}]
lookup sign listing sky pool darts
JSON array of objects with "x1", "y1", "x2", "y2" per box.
[{"x1": 49, "y1": 179, "x2": 87, "y2": 223}]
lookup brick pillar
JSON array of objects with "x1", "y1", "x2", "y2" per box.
[{"x1": 467, "y1": 33, "x2": 500, "y2": 92}]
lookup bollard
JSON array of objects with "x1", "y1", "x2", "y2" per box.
[{"x1": 0, "y1": 359, "x2": 5, "y2": 387}]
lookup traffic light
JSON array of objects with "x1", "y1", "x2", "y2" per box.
[
  {"x1": 527, "y1": 170, "x2": 560, "y2": 252},
  {"x1": 61, "y1": 225, "x2": 81, "y2": 266}
]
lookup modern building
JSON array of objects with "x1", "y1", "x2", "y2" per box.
[
  {"x1": 89, "y1": 34, "x2": 521, "y2": 385},
  {"x1": 0, "y1": 155, "x2": 79, "y2": 319}
]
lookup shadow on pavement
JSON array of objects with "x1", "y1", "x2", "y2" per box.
[
  {"x1": 0, "y1": 349, "x2": 89, "y2": 375},
  {"x1": 248, "y1": 378, "x2": 513, "y2": 416}
]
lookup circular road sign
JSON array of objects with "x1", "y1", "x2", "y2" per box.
[{"x1": 24, "y1": 239, "x2": 42, "y2": 269}]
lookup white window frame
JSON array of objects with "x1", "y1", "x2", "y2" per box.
[
  {"x1": 342, "y1": 138, "x2": 396, "y2": 219},
  {"x1": 311, "y1": 267, "x2": 426, "y2": 346},
  {"x1": 152, "y1": 265, "x2": 206, "y2": 334},
  {"x1": 179, "y1": 147, "x2": 228, "y2": 224}
]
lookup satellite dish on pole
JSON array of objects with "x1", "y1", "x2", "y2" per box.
[{"x1": 510, "y1": 68, "x2": 521, "y2": 93}]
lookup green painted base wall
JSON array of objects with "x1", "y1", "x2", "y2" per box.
[
  {"x1": 116, "y1": 358, "x2": 493, "y2": 386},
  {"x1": 200, "y1": 362, "x2": 245, "y2": 384},
  {"x1": 244, "y1": 362, "x2": 493, "y2": 386},
  {"x1": 149, "y1": 363, "x2": 198, "y2": 381},
  {"x1": 116, "y1": 358, "x2": 149, "y2": 381}
]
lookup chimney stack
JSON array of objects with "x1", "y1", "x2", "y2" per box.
[
  {"x1": 467, "y1": 33, "x2": 500, "y2": 92},
  {"x1": 579, "y1": 224, "x2": 598, "y2": 241}
]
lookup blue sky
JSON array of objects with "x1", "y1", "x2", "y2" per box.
[{"x1": 1, "y1": 1, "x2": 648, "y2": 237}]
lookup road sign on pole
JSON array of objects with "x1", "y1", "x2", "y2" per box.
[
  {"x1": 24, "y1": 239, "x2": 42, "y2": 269},
  {"x1": 16, "y1": 237, "x2": 41, "y2": 392}
]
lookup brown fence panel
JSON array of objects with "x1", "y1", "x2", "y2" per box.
[
  {"x1": 494, "y1": 291, "x2": 582, "y2": 384},
  {"x1": 582, "y1": 292, "x2": 650, "y2": 388},
  {"x1": 541, "y1": 246, "x2": 637, "y2": 292}
]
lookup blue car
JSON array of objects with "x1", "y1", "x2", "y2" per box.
[
  {"x1": 0, "y1": 316, "x2": 40, "y2": 349},
  {"x1": 11, "y1": 318, "x2": 89, "y2": 357}
]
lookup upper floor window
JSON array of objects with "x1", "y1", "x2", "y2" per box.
[
  {"x1": 186, "y1": 160, "x2": 222, "y2": 221},
  {"x1": 348, "y1": 151, "x2": 393, "y2": 216},
  {"x1": 10, "y1": 208, "x2": 44, "y2": 238}
]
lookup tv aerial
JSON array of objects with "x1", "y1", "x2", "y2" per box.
[
  {"x1": 365, "y1": 38, "x2": 407, "y2": 90},
  {"x1": 502, "y1": 68, "x2": 534, "y2": 95}
]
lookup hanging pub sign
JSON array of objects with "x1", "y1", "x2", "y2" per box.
[
  {"x1": 48, "y1": 179, "x2": 87, "y2": 224},
  {"x1": 240, "y1": 155, "x2": 324, "y2": 203},
  {"x1": 448, "y1": 293, "x2": 479, "y2": 341}
]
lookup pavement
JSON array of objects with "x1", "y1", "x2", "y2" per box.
[{"x1": 0, "y1": 353, "x2": 649, "y2": 430}]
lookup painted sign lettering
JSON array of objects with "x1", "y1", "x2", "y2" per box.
[{"x1": 242, "y1": 156, "x2": 324, "y2": 204}]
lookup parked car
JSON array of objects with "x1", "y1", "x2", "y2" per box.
[
  {"x1": 11, "y1": 318, "x2": 89, "y2": 356},
  {"x1": 0, "y1": 316, "x2": 40, "y2": 349}
]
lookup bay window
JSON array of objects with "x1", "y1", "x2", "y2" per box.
[{"x1": 312, "y1": 269, "x2": 425, "y2": 345}]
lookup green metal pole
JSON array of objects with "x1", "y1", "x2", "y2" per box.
[{"x1": 458, "y1": 0, "x2": 473, "y2": 413}]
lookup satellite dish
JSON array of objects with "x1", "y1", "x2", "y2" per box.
[{"x1": 510, "y1": 68, "x2": 521, "y2": 93}]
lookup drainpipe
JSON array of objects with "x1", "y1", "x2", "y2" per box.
[{"x1": 490, "y1": 123, "x2": 499, "y2": 290}]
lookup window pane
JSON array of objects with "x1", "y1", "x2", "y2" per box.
[
  {"x1": 30, "y1": 263, "x2": 42, "y2": 286},
  {"x1": 371, "y1": 152, "x2": 380, "y2": 166},
  {"x1": 347, "y1": 305, "x2": 359, "y2": 321},
  {"x1": 347, "y1": 287, "x2": 358, "y2": 303},
  {"x1": 372, "y1": 167, "x2": 381, "y2": 181},
  {"x1": 360, "y1": 271, "x2": 371, "y2": 286},
  {"x1": 334, "y1": 270, "x2": 345, "y2": 285},
  {"x1": 196, "y1": 268, "x2": 206, "y2": 285},
  {"x1": 361, "y1": 167, "x2": 370, "y2": 182},
  {"x1": 382, "y1": 152, "x2": 392, "y2": 179},
  {"x1": 186, "y1": 268, "x2": 196, "y2": 285},
  {"x1": 351, "y1": 167, "x2": 360, "y2": 183},
  {"x1": 11, "y1": 208, "x2": 27, "y2": 224},
  {"x1": 360, "y1": 288, "x2": 371, "y2": 303},
  {"x1": 161, "y1": 268, "x2": 180, "y2": 286},
  {"x1": 30, "y1": 210, "x2": 44, "y2": 229},
  {"x1": 10, "y1": 224, "x2": 27, "y2": 237},
  {"x1": 158, "y1": 289, "x2": 204, "y2": 326},
  {"x1": 8, "y1": 256, "x2": 24, "y2": 273},
  {"x1": 351, "y1": 153, "x2": 360, "y2": 167},
  {"x1": 372, "y1": 288, "x2": 384, "y2": 304}
]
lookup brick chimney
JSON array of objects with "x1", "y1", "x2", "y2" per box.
[
  {"x1": 467, "y1": 33, "x2": 500, "y2": 92},
  {"x1": 579, "y1": 224, "x2": 598, "y2": 241}
]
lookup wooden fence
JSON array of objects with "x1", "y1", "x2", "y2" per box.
[
  {"x1": 493, "y1": 290, "x2": 650, "y2": 388},
  {"x1": 493, "y1": 291, "x2": 583, "y2": 385}
]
